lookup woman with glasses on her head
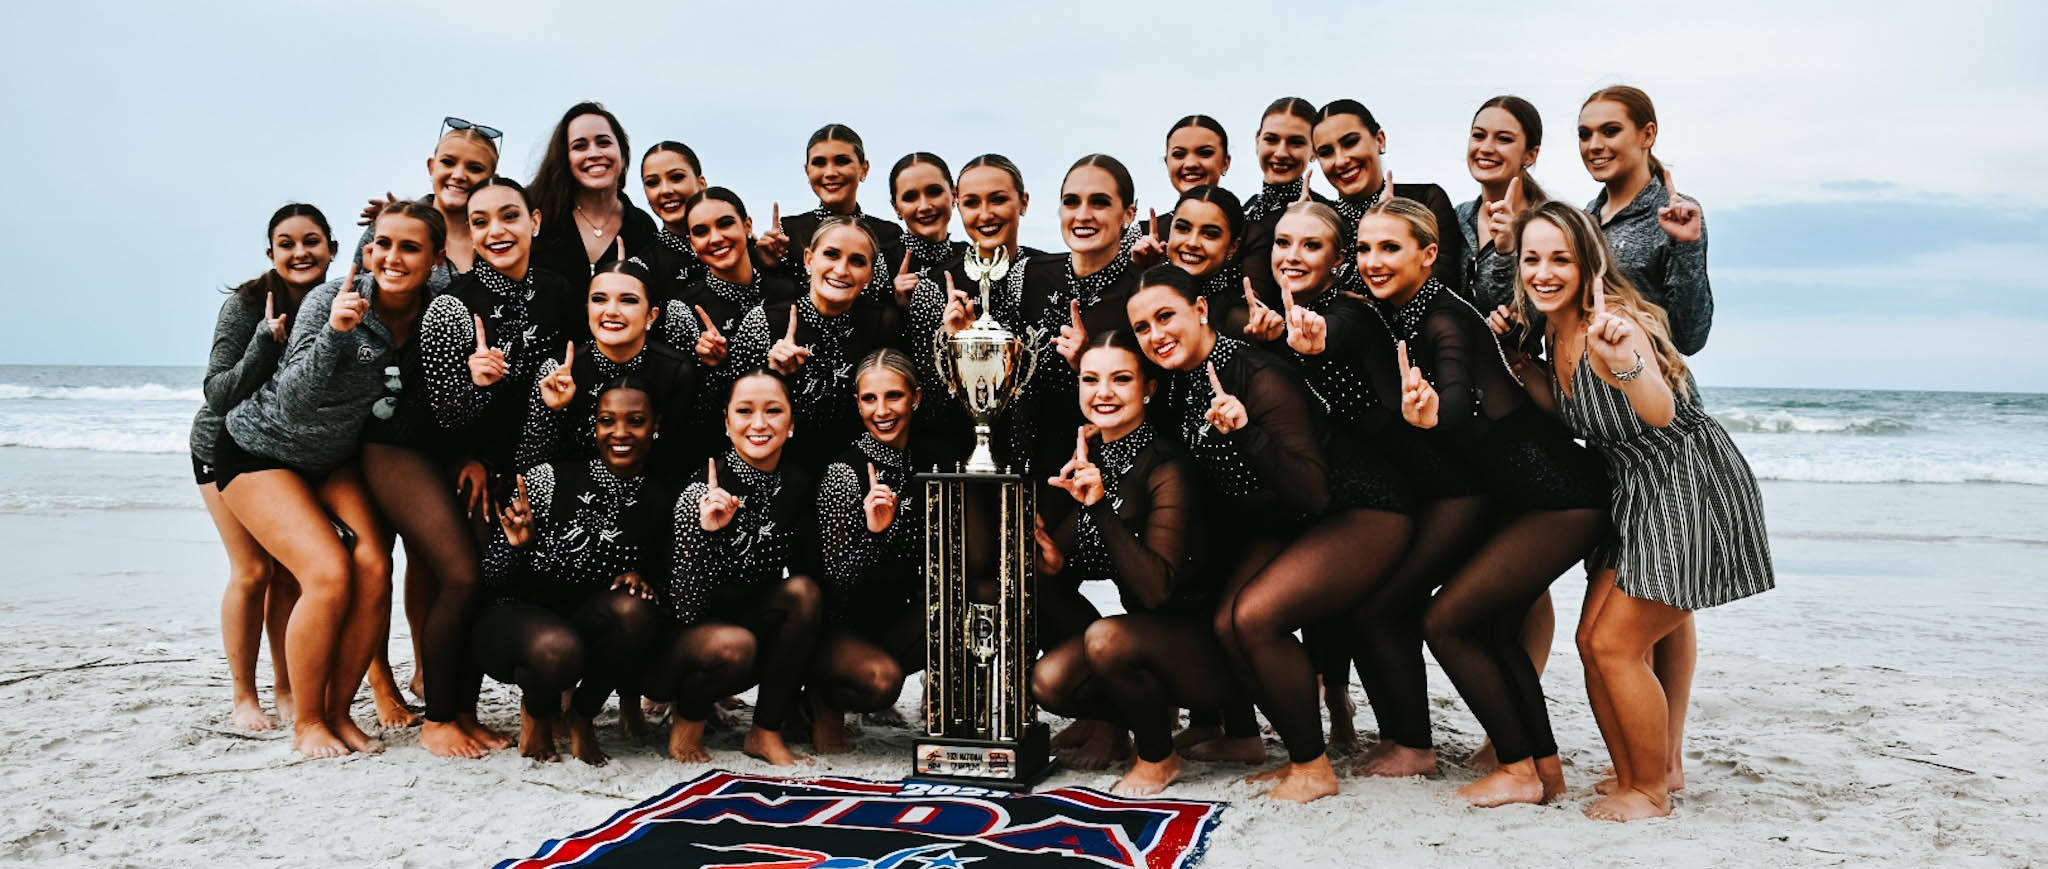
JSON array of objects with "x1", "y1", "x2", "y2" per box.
[
  {"x1": 218, "y1": 200, "x2": 445, "y2": 759},
  {"x1": 351, "y1": 116, "x2": 502, "y2": 289},
  {"x1": 530, "y1": 102, "x2": 660, "y2": 311}
]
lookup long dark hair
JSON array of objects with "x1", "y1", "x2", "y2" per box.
[
  {"x1": 1474, "y1": 95, "x2": 1550, "y2": 203},
  {"x1": 231, "y1": 203, "x2": 334, "y2": 305},
  {"x1": 530, "y1": 102, "x2": 630, "y2": 224}
]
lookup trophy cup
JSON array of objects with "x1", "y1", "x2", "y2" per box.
[{"x1": 914, "y1": 247, "x2": 1052, "y2": 789}]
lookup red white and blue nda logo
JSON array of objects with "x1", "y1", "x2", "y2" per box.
[{"x1": 500, "y1": 771, "x2": 1226, "y2": 868}]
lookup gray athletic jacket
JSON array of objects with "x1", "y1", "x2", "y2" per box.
[
  {"x1": 1586, "y1": 176, "x2": 1713, "y2": 355},
  {"x1": 224, "y1": 274, "x2": 413, "y2": 474},
  {"x1": 188, "y1": 292, "x2": 283, "y2": 463}
]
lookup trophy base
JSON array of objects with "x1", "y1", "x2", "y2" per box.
[{"x1": 910, "y1": 722, "x2": 1054, "y2": 792}]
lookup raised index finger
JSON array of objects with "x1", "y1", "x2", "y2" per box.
[
  {"x1": 563, "y1": 340, "x2": 576, "y2": 367},
  {"x1": 515, "y1": 473, "x2": 528, "y2": 503},
  {"x1": 1663, "y1": 170, "x2": 1679, "y2": 205},
  {"x1": 1299, "y1": 168, "x2": 1315, "y2": 201},
  {"x1": 866, "y1": 461, "x2": 879, "y2": 488},
  {"x1": 772, "y1": 202, "x2": 781, "y2": 230},
  {"x1": 1075, "y1": 426, "x2": 1089, "y2": 463},
  {"x1": 1070, "y1": 299, "x2": 1083, "y2": 330},
  {"x1": 474, "y1": 314, "x2": 487, "y2": 351},
  {"x1": 707, "y1": 457, "x2": 718, "y2": 490},
  {"x1": 1242, "y1": 276, "x2": 1260, "y2": 308},
  {"x1": 900, "y1": 249, "x2": 914, "y2": 275},
  {"x1": 1506, "y1": 176, "x2": 1522, "y2": 211},
  {"x1": 1397, "y1": 339, "x2": 1411, "y2": 373},
  {"x1": 1591, "y1": 275, "x2": 1606, "y2": 319},
  {"x1": 265, "y1": 291, "x2": 275, "y2": 321},
  {"x1": 695, "y1": 304, "x2": 717, "y2": 332},
  {"x1": 785, "y1": 307, "x2": 799, "y2": 342},
  {"x1": 1206, "y1": 360, "x2": 1226, "y2": 395}
]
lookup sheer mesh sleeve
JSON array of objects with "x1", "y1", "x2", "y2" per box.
[
  {"x1": 1226, "y1": 364, "x2": 1331, "y2": 516},
  {"x1": 1089, "y1": 459, "x2": 1193, "y2": 611},
  {"x1": 1420, "y1": 306, "x2": 1526, "y2": 444}
]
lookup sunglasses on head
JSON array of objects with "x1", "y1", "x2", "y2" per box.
[{"x1": 442, "y1": 116, "x2": 503, "y2": 143}]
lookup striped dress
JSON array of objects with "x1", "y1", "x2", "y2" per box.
[{"x1": 1555, "y1": 352, "x2": 1774, "y2": 610}]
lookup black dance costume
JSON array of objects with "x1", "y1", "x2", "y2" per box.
[
  {"x1": 646, "y1": 450, "x2": 822, "y2": 730},
  {"x1": 1373, "y1": 277, "x2": 1608, "y2": 764},
  {"x1": 1236, "y1": 177, "x2": 1327, "y2": 312},
  {"x1": 652, "y1": 259, "x2": 801, "y2": 459},
  {"x1": 809, "y1": 434, "x2": 925, "y2": 713},
  {"x1": 516, "y1": 339, "x2": 701, "y2": 490},
  {"x1": 724, "y1": 293, "x2": 893, "y2": 473},
  {"x1": 472, "y1": 458, "x2": 667, "y2": 719},
  {"x1": 1018, "y1": 250, "x2": 1142, "y2": 473},
  {"x1": 1165, "y1": 336, "x2": 1411, "y2": 765},
  {"x1": 1329, "y1": 183, "x2": 1468, "y2": 297},
  {"x1": 903, "y1": 248, "x2": 1058, "y2": 470}
]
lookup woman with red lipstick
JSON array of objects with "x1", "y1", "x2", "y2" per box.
[
  {"x1": 887, "y1": 152, "x2": 964, "y2": 304},
  {"x1": 805, "y1": 349, "x2": 928, "y2": 752},
  {"x1": 650, "y1": 370, "x2": 823, "y2": 767},
  {"x1": 1128, "y1": 263, "x2": 1412, "y2": 803},
  {"x1": 1129, "y1": 115, "x2": 1234, "y2": 267},
  {"x1": 641, "y1": 141, "x2": 710, "y2": 296},
  {"x1": 1359, "y1": 197, "x2": 1607, "y2": 808},
  {"x1": 1312, "y1": 99, "x2": 1467, "y2": 296},
  {"x1": 477, "y1": 375, "x2": 669, "y2": 766},
  {"x1": 765, "y1": 124, "x2": 905, "y2": 301},
  {"x1": 530, "y1": 102, "x2": 659, "y2": 307}
]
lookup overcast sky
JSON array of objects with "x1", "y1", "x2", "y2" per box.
[{"x1": 3, "y1": 1, "x2": 2042, "y2": 391}]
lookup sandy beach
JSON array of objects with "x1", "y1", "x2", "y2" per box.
[{"x1": 2, "y1": 451, "x2": 2044, "y2": 866}]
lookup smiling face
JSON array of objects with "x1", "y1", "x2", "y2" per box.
[
  {"x1": 1256, "y1": 113, "x2": 1313, "y2": 185},
  {"x1": 1313, "y1": 113, "x2": 1387, "y2": 198},
  {"x1": 1165, "y1": 125, "x2": 1230, "y2": 193},
  {"x1": 594, "y1": 387, "x2": 657, "y2": 474},
  {"x1": 428, "y1": 134, "x2": 497, "y2": 213},
  {"x1": 1468, "y1": 106, "x2": 1536, "y2": 188},
  {"x1": 1166, "y1": 198, "x2": 1235, "y2": 277},
  {"x1": 1060, "y1": 166, "x2": 1132, "y2": 259},
  {"x1": 726, "y1": 374, "x2": 793, "y2": 466},
  {"x1": 587, "y1": 273, "x2": 657, "y2": 351},
  {"x1": 686, "y1": 198, "x2": 753, "y2": 278},
  {"x1": 368, "y1": 213, "x2": 439, "y2": 295},
  {"x1": 1516, "y1": 217, "x2": 1581, "y2": 316},
  {"x1": 1271, "y1": 212, "x2": 1338, "y2": 298},
  {"x1": 1077, "y1": 344, "x2": 1152, "y2": 435},
  {"x1": 567, "y1": 113, "x2": 625, "y2": 193},
  {"x1": 466, "y1": 185, "x2": 537, "y2": 278},
  {"x1": 956, "y1": 166, "x2": 1026, "y2": 253},
  {"x1": 1355, "y1": 213, "x2": 1437, "y2": 302},
  {"x1": 806, "y1": 140, "x2": 867, "y2": 212},
  {"x1": 642, "y1": 150, "x2": 704, "y2": 231},
  {"x1": 1577, "y1": 99, "x2": 1654, "y2": 184},
  {"x1": 1125, "y1": 284, "x2": 1211, "y2": 372},
  {"x1": 855, "y1": 366, "x2": 916, "y2": 448},
  {"x1": 892, "y1": 162, "x2": 954, "y2": 242},
  {"x1": 269, "y1": 215, "x2": 333, "y2": 290},
  {"x1": 803, "y1": 224, "x2": 875, "y2": 313}
]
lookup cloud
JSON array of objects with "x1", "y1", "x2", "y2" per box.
[{"x1": 1817, "y1": 179, "x2": 1898, "y2": 193}]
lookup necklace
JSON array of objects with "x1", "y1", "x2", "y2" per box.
[{"x1": 574, "y1": 205, "x2": 618, "y2": 239}]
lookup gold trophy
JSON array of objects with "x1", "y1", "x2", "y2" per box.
[{"x1": 915, "y1": 247, "x2": 1052, "y2": 788}]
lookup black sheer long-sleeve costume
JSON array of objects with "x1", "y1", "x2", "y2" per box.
[
  {"x1": 515, "y1": 339, "x2": 701, "y2": 492},
  {"x1": 1163, "y1": 336, "x2": 1411, "y2": 765},
  {"x1": 807, "y1": 434, "x2": 925, "y2": 713},
  {"x1": 1370, "y1": 277, "x2": 1608, "y2": 764},
  {"x1": 1328, "y1": 182, "x2": 1468, "y2": 298},
  {"x1": 723, "y1": 293, "x2": 893, "y2": 474},
  {"x1": 649, "y1": 450, "x2": 821, "y2": 729},
  {"x1": 651, "y1": 258, "x2": 802, "y2": 461},
  {"x1": 902, "y1": 249, "x2": 1060, "y2": 472},
  {"x1": 778, "y1": 209, "x2": 909, "y2": 349},
  {"x1": 471, "y1": 459, "x2": 667, "y2": 719}
]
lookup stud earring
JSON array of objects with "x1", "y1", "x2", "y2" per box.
[{"x1": 1200, "y1": 316, "x2": 1209, "y2": 325}]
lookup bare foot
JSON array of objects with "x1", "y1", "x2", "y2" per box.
[
  {"x1": 1585, "y1": 788, "x2": 1671, "y2": 822},
  {"x1": 1360, "y1": 744, "x2": 1438, "y2": 777},
  {"x1": 1467, "y1": 740, "x2": 1499, "y2": 774},
  {"x1": 374, "y1": 693, "x2": 421, "y2": 729},
  {"x1": 408, "y1": 669, "x2": 425, "y2": 703},
  {"x1": 420, "y1": 719, "x2": 487, "y2": 759},
  {"x1": 458, "y1": 713, "x2": 512, "y2": 751},
  {"x1": 1186, "y1": 736, "x2": 1267, "y2": 765},
  {"x1": 566, "y1": 709, "x2": 607, "y2": 766},
  {"x1": 274, "y1": 691, "x2": 295, "y2": 725},
  {"x1": 1457, "y1": 760, "x2": 1548, "y2": 808},
  {"x1": 743, "y1": 726, "x2": 807, "y2": 766},
  {"x1": 519, "y1": 709, "x2": 558, "y2": 762},
  {"x1": 333, "y1": 716, "x2": 385, "y2": 755},
  {"x1": 1597, "y1": 767, "x2": 1685, "y2": 795},
  {"x1": 1112, "y1": 754, "x2": 1183, "y2": 797},
  {"x1": 1172, "y1": 725, "x2": 1223, "y2": 750},
  {"x1": 1246, "y1": 762, "x2": 1289, "y2": 784},
  {"x1": 668, "y1": 718, "x2": 710, "y2": 763},
  {"x1": 293, "y1": 722, "x2": 351, "y2": 759},
  {"x1": 1267, "y1": 755, "x2": 1341, "y2": 803},
  {"x1": 231, "y1": 698, "x2": 276, "y2": 732},
  {"x1": 620, "y1": 700, "x2": 651, "y2": 742},
  {"x1": 810, "y1": 695, "x2": 853, "y2": 755},
  {"x1": 1535, "y1": 755, "x2": 1566, "y2": 803},
  {"x1": 1059, "y1": 723, "x2": 1130, "y2": 771}
]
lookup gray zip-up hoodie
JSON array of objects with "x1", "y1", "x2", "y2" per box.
[
  {"x1": 188, "y1": 292, "x2": 284, "y2": 463},
  {"x1": 224, "y1": 273, "x2": 418, "y2": 474}
]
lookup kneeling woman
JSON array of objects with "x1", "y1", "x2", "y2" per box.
[
  {"x1": 1511, "y1": 202, "x2": 1772, "y2": 821},
  {"x1": 806, "y1": 349, "x2": 928, "y2": 752},
  {"x1": 1129, "y1": 264, "x2": 1413, "y2": 803},
  {"x1": 648, "y1": 370, "x2": 823, "y2": 766},
  {"x1": 1361, "y1": 198, "x2": 1609, "y2": 807},
  {"x1": 481, "y1": 376, "x2": 669, "y2": 764},
  {"x1": 1029, "y1": 331, "x2": 1227, "y2": 797}
]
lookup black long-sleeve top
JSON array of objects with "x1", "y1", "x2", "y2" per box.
[
  {"x1": 1021, "y1": 251, "x2": 1142, "y2": 474},
  {"x1": 723, "y1": 292, "x2": 892, "y2": 473},
  {"x1": 1238, "y1": 179, "x2": 1332, "y2": 312},
  {"x1": 1045, "y1": 424, "x2": 1202, "y2": 613},
  {"x1": 1162, "y1": 335, "x2": 1334, "y2": 533},
  {"x1": 1586, "y1": 176, "x2": 1712, "y2": 355},
  {"x1": 779, "y1": 207, "x2": 908, "y2": 346},
  {"x1": 483, "y1": 458, "x2": 671, "y2": 611},
  {"x1": 530, "y1": 192, "x2": 660, "y2": 338},
  {"x1": 1329, "y1": 182, "x2": 1468, "y2": 298},
  {"x1": 667, "y1": 449, "x2": 820, "y2": 624},
  {"x1": 517, "y1": 338, "x2": 701, "y2": 491},
  {"x1": 652, "y1": 259, "x2": 801, "y2": 459},
  {"x1": 419, "y1": 264, "x2": 577, "y2": 474},
  {"x1": 814, "y1": 434, "x2": 922, "y2": 623}
]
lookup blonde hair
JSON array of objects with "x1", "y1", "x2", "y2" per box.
[
  {"x1": 1509, "y1": 201, "x2": 1690, "y2": 397},
  {"x1": 1363, "y1": 196, "x2": 1440, "y2": 250},
  {"x1": 1279, "y1": 200, "x2": 1343, "y2": 242}
]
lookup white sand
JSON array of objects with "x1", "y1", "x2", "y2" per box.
[{"x1": 3, "y1": 482, "x2": 2046, "y2": 866}]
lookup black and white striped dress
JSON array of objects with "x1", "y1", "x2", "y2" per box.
[{"x1": 1555, "y1": 353, "x2": 1774, "y2": 610}]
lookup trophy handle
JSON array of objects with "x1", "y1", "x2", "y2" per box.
[
  {"x1": 930, "y1": 324, "x2": 962, "y2": 397},
  {"x1": 1016, "y1": 325, "x2": 1045, "y2": 393}
]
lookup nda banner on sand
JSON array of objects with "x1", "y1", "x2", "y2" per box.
[{"x1": 499, "y1": 771, "x2": 1225, "y2": 868}]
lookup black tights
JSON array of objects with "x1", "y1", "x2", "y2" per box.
[
  {"x1": 1351, "y1": 495, "x2": 1492, "y2": 749},
  {"x1": 1214, "y1": 509, "x2": 1411, "y2": 764},
  {"x1": 810, "y1": 609, "x2": 922, "y2": 714},
  {"x1": 1423, "y1": 507, "x2": 1603, "y2": 765},
  {"x1": 471, "y1": 589, "x2": 662, "y2": 719},
  {"x1": 360, "y1": 443, "x2": 478, "y2": 723},
  {"x1": 1085, "y1": 613, "x2": 1243, "y2": 762},
  {"x1": 647, "y1": 576, "x2": 822, "y2": 729}
]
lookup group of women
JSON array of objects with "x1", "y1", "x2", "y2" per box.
[{"x1": 191, "y1": 85, "x2": 1773, "y2": 822}]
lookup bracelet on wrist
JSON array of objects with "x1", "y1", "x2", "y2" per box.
[{"x1": 1613, "y1": 349, "x2": 1647, "y2": 382}]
